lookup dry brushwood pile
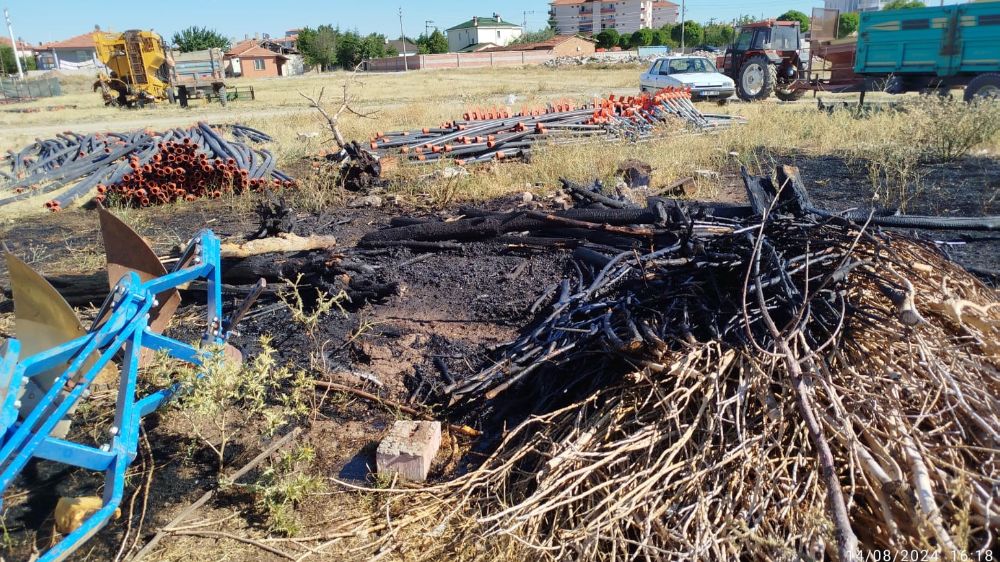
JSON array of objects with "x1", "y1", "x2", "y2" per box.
[{"x1": 336, "y1": 166, "x2": 999, "y2": 561}]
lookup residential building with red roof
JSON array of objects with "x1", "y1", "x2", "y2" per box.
[
  {"x1": 35, "y1": 32, "x2": 100, "y2": 71},
  {"x1": 225, "y1": 39, "x2": 291, "y2": 78},
  {"x1": 482, "y1": 35, "x2": 597, "y2": 56}
]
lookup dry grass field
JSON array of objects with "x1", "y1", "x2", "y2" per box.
[{"x1": 4, "y1": 65, "x2": 998, "y2": 220}]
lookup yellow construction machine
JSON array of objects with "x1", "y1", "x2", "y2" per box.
[{"x1": 92, "y1": 29, "x2": 228, "y2": 108}]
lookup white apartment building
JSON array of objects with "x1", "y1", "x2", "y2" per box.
[
  {"x1": 652, "y1": 1, "x2": 681, "y2": 28},
  {"x1": 823, "y1": 0, "x2": 909, "y2": 14},
  {"x1": 550, "y1": 0, "x2": 679, "y2": 36}
]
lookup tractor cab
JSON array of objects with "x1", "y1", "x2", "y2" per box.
[{"x1": 717, "y1": 20, "x2": 806, "y2": 102}]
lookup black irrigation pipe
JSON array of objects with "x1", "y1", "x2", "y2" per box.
[
  {"x1": 807, "y1": 207, "x2": 1000, "y2": 231},
  {"x1": 2, "y1": 123, "x2": 292, "y2": 209}
]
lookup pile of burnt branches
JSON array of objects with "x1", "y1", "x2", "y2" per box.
[{"x1": 336, "y1": 166, "x2": 999, "y2": 561}]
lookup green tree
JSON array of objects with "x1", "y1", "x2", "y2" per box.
[
  {"x1": 0, "y1": 45, "x2": 16, "y2": 74},
  {"x1": 171, "y1": 26, "x2": 231, "y2": 52},
  {"x1": 510, "y1": 28, "x2": 556, "y2": 46},
  {"x1": 703, "y1": 23, "x2": 735, "y2": 47},
  {"x1": 618, "y1": 35, "x2": 631, "y2": 50},
  {"x1": 360, "y1": 33, "x2": 391, "y2": 60},
  {"x1": 670, "y1": 21, "x2": 704, "y2": 47},
  {"x1": 777, "y1": 10, "x2": 810, "y2": 33},
  {"x1": 630, "y1": 28, "x2": 654, "y2": 48},
  {"x1": 426, "y1": 29, "x2": 449, "y2": 53},
  {"x1": 652, "y1": 29, "x2": 675, "y2": 47},
  {"x1": 0, "y1": 46, "x2": 32, "y2": 74},
  {"x1": 882, "y1": 0, "x2": 924, "y2": 9},
  {"x1": 595, "y1": 29, "x2": 620, "y2": 49},
  {"x1": 297, "y1": 25, "x2": 339, "y2": 70},
  {"x1": 336, "y1": 31, "x2": 391, "y2": 67},
  {"x1": 837, "y1": 12, "x2": 860, "y2": 38},
  {"x1": 335, "y1": 32, "x2": 362, "y2": 68}
]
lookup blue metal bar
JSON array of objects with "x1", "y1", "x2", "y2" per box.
[
  {"x1": 33, "y1": 434, "x2": 115, "y2": 471},
  {"x1": 141, "y1": 331, "x2": 201, "y2": 364},
  {"x1": 0, "y1": 290, "x2": 150, "y2": 489},
  {"x1": 0, "y1": 341, "x2": 21, "y2": 435},
  {"x1": 0, "y1": 298, "x2": 138, "y2": 475},
  {"x1": 0, "y1": 229, "x2": 237, "y2": 562}
]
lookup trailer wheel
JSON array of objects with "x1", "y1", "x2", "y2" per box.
[
  {"x1": 737, "y1": 55, "x2": 776, "y2": 102},
  {"x1": 775, "y1": 88, "x2": 806, "y2": 102},
  {"x1": 964, "y1": 74, "x2": 1000, "y2": 102}
]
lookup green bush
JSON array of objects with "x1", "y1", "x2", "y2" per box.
[{"x1": 909, "y1": 96, "x2": 1000, "y2": 163}]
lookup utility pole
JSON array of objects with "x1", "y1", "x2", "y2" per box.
[
  {"x1": 680, "y1": 0, "x2": 686, "y2": 52},
  {"x1": 4, "y1": 8, "x2": 24, "y2": 80},
  {"x1": 399, "y1": 7, "x2": 408, "y2": 71},
  {"x1": 425, "y1": 20, "x2": 434, "y2": 37}
]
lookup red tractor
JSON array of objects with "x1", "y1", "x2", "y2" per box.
[{"x1": 716, "y1": 20, "x2": 806, "y2": 102}]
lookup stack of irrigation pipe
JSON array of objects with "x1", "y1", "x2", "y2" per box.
[
  {"x1": 369, "y1": 87, "x2": 743, "y2": 166},
  {"x1": 0, "y1": 123, "x2": 294, "y2": 211}
]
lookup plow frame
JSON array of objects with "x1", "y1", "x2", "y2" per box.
[{"x1": 0, "y1": 229, "x2": 224, "y2": 562}]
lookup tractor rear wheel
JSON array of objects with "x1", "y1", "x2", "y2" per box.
[
  {"x1": 964, "y1": 73, "x2": 1000, "y2": 102},
  {"x1": 737, "y1": 55, "x2": 776, "y2": 102},
  {"x1": 775, "y1": 88, "x2": 806, "y2": 102}
]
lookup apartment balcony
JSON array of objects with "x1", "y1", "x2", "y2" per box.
[{"x1": 601, "y1": 8, "x2": 616, "y2": 14}]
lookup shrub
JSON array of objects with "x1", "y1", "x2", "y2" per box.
[{"x1": 909, "y1": 96, "x2": 1000, "y2": 163}]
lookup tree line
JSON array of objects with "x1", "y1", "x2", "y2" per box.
[
  {"x1": 594, "y1": 10, "x2": 863, "y2": 51},
  {"x1": 297, "y1": 26, "x2": 395, "y2": 70},
  {"x1": 158, "y1": 0, "x2": 928, "y2": 73}
]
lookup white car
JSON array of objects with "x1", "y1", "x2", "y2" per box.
[{"x1": 640, "y1": 56, "x2": 735, "y2": 101}]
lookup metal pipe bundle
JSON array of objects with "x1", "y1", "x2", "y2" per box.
[
  {"x1": 368, "y1": 88, "x2": 742, "y2": 167},
  {"x1": 0, "y1": 122, "x2": 293, "y2": 211}
]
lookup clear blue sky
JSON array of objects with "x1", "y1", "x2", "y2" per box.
[{"x1": 7, "y1": 0, "x2": 826, "y2": 45}]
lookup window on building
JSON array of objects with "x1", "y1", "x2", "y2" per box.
[
  {"x1": 497, "y1": 30, "x2": 501, "y2": 39},
  {"x1": 254, "y1": 59, "x2": 266, "y2": 71}
]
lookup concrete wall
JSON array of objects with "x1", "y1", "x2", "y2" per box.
[
  {"x1": 285, "y1": 54, "x2": 305, "y2": 76},
  {"x1": 366, "y1": 50, "x2": 555, "y2": 72}
]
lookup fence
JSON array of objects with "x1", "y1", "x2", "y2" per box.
[
  {"x1": 0, "y1": 77, "x2": 62, "y2": 102},
  {"x1": 637, "y1": 46, "x2": 674, "y2": 58},
  {"x1": 365, "y1": 50, "x2": 559, "y2": 72}
]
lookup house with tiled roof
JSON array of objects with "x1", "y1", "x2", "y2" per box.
[
  {"x1": 35, "y1": 32, "x2": 100, "y2": 71},
  {"x1": 446, "y1": 14, "x2": 522, "y2": 52},
  {"x1": 225, "y1": 38, "x2": 293, "y2": 78},
  {"x1": 482, "y1": 35, "x2": 596, "y2": 56},
  {"x1": 0, "y1": 37, "x2": 35, "y2": 59}
]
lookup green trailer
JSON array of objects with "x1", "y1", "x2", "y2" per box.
[{"x1": 854, "y1": 1, "x2": 1000, "y2": 100}]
